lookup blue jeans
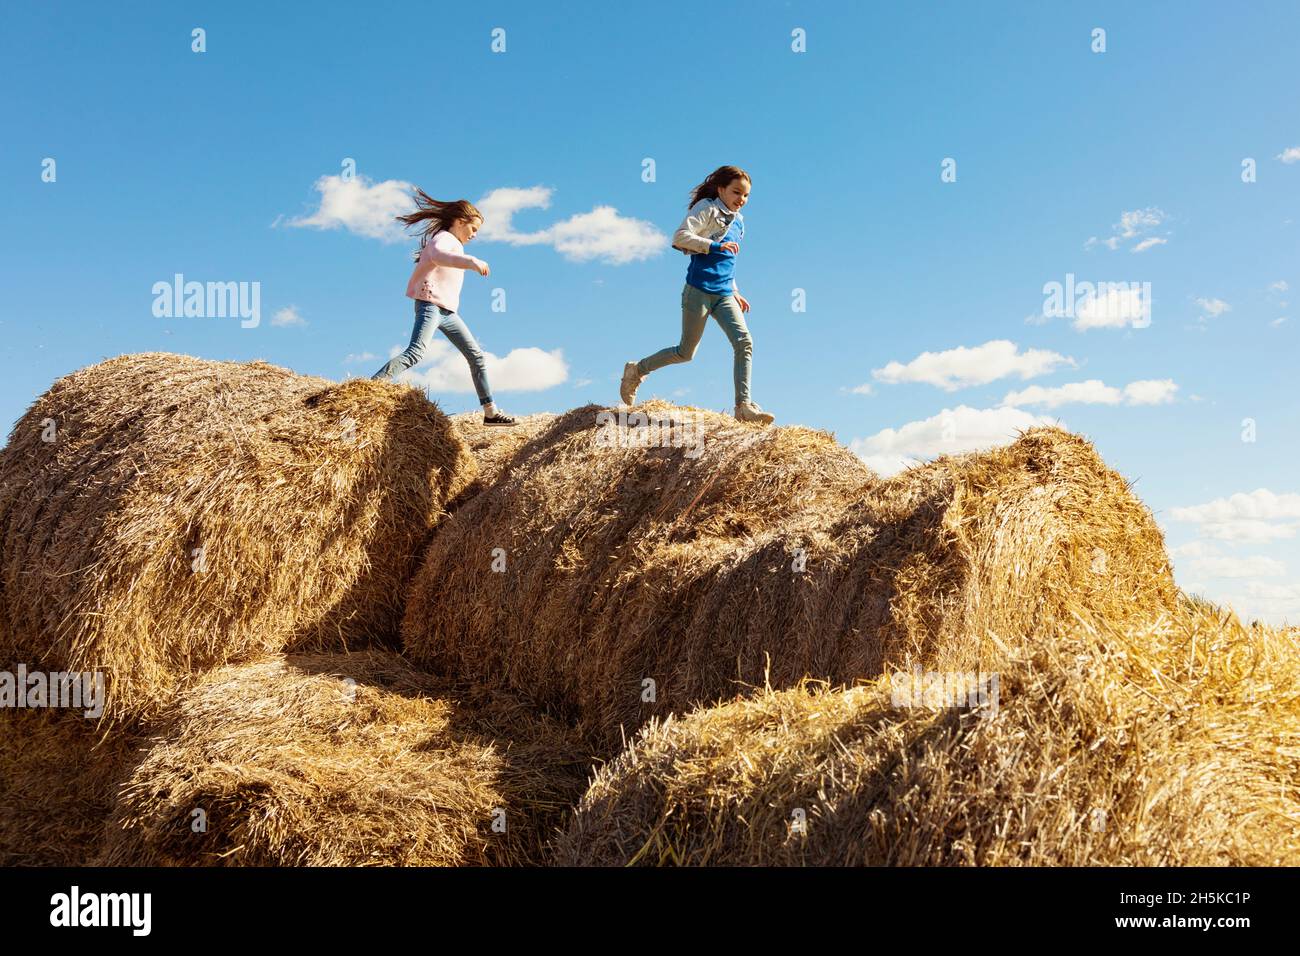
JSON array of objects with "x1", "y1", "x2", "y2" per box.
[
  {"x1": 372, "y1": 299, "x2": 494, "y2": 406},
  {"x1": 636, "y1": 283, "x2": 753, "y2": 405}
]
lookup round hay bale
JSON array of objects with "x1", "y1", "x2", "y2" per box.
[
  {"x1": 838, "y1": 426, "x2": 1180, "y2": 675},
  {"x1": 0, "y1": 709, "x2": 146, "y2": 865},
  {"x1": 403, "y1": 402, "x2": 1176, "y2": 753},
  {"x1": 0, "y1": 353, "x2": 476, "y2": 722},
  {"x1": 555, "y1": 602, "x2": 1300, "y2": 866},
  {"x1": 99, "y1": 650, "x2": 594, "y2": 866}
]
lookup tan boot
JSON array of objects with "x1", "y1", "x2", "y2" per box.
[
  {"x1": 620, "y1": 361, "x2": 644, "y2": 405},
  {"x1": 735, "y1": 401, "x2": 775, "y2": 426}
]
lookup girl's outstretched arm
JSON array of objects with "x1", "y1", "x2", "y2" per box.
[{"x1": 426, "y1": 232, "x2": 485, "y2": 271}]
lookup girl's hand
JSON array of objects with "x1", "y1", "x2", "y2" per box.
[
  {"x1": 720, "y1": 241, "x2": 740, "y2": 255},
  {"x1": 474, "y1": 259, "x2": 490, "y2": 277},
  {"x1": 735, "y1": 292, "x2": 750, "y2": 313}
]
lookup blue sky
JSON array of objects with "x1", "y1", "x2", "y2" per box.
[{"x1": 3, "y1": 1, "x2": 1298, "y2": 624}]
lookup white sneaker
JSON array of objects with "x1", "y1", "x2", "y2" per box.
[
  {"x1": 735, "y1": 401, "x2": 775, "y2": 426},
  {"x1": 620, "y1": 361, "x2": 644, "y2": 405}
]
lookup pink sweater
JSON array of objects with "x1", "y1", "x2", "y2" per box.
[{"x1": 405, "y1": 229, "x2": 485, "y2": 311}]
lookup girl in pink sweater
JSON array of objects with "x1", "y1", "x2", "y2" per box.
[{"x1": 372, "y1": 190, "x2": 515, "y2": 425}]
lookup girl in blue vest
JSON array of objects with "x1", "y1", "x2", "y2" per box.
[{"x1": 620, "y1": 166, "x2": 774, "y2": 425}]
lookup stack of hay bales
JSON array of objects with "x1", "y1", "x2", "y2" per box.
[
  {"x1": 403, "y1": 401, "x2": 1178, "y2": 752},
  {"x1": 0, "y1": 352, "x2": 505, "y2": 864},
  {"x1": 3, "y1": 352, "x2": 1277, "y2": 869},
  {"x1": 100, "y1": 651, "x2": 592, "y2": 866},
  {"x1": 0, "y1": 352, "x2": 476, "y2": 721},
  {"x1": 555, "y1": 598, "x2": 1300, "y2": 866}
]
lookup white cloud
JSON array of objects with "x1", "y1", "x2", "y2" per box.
[
  {"x1": 1237, "y1": 581, "x2": 1300, "y2": 625},
  {"x1": 1084, "y1": 236, "x2": 1122, "y2": 252},
  {"x1": 1269, "y1": 280, "x2": 1289, "y2": 292},
  {"x1": 343, "y1": 351, "x2": 378, "y2": 364},
  {"x1": 1171, "y1": 489, "x2": 1300, "y2": 524},
  {"x1": 1001, "y1": 379, "x2": 1121, "y2": 408},
  {"x1": 1190, "y1": 580, "x2": 1300, "y2": 627},
  {"x1": 392, "y1": 339, "x2": 569, "y2": 393},
  {"x1": 1086, "y1": 207, "x2": 1168, "y2": 252},
  {"x1": 1170, "y1": 489, "x2": 1300, "y2": 543},
  {"x1": 476, "y1": 186, "x2": 664, "y2": 264},
  {"x1": 287, "y1": 174, "x2": 413, "y2": 243},
  {"x1": 1168, "y1": 540, "x2": 1220, "y2": 560},
  {"x1": 1074, "y1": 286, "x2": 1150, "y2": 330},
  {"x1": 1117, "y1": 207, "x2": 1165, "y2": 237},
  {"x1": 271, "y1": 306, "x2": 307, "y2": 327},
  {"x1": 848, "y1": 383, "x2": 875, "y2": 396},
  {"x1": 1246, "y1": 581, "x2": 1300, "y2": 602},
  {"x1": 1000, "y1": 378, "x2": 1177, "y2": 409},
  {"x1": 849, "y1": 405, "x2": 1063, "y2": 476},
  {"x1": 474, "y1": 186, "x2": 556, "y2": 246},
  {"x1": 286, "y1": 178, "x2": 663, "y2": 264},
  {"x1": 1167, "y1": 525, "x2": 1299, "y2": 626},
  {"x1": 1276, "y1": 146, "x2": 1300, "y2": 164},
  {"x1": 1188, "y1": 555, "x2": 1287, "y2": 579},
  {"x1": 545, "y1": 207, "x2": 665, "y2": 264},
  {"x1": 1194, "y1": 297, "x2": 1231, "y2": 320},
  {"x1": 1201, "y1": 521, "x2": 1298, "y2": 543},
  {"x1": 1122, "y1": 379, "x2": 1178, "y2": 404},
  {"x1": 1272, "y1": 317, "x2": 1288, "y2": 327},
  {"x1": 869, "y1": 340, "x2": 1073, "y2": 392}
]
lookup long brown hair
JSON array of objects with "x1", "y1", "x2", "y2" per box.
[
  {"x1": 687, "y1": 165, "x2": 751, "y2": 207},
  {"x1": 396, "y1": 189, "x2": 482, "y2": 245}
]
